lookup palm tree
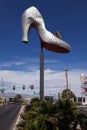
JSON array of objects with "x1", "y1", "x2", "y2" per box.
[
  {"x1": 17, "y1": 98, "x2": 86, "y2": 130},
  {"x1": 77, "y1": 112, "x2": 87, "y2": 130},
  {"x1": 55, "y1": 99, "x2": 79, "y2": 130},
  {"x1": 17, "y1": 99, "x2": 59, "y2": 130}
]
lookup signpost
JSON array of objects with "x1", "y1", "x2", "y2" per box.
[{"x1": 22, "y1": 6, "x2": 71, "y2": 100}]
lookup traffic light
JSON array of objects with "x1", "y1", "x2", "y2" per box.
[
  {"x1": 0, "y1": 88, "x2": 5, "y2": 93},
  {"x1": 22, "y1": 85, "x2": 25, "y2": 90},
  {"x1": 29, "y1": 85, "x2": 34, "y2": 89},
  {"x1": 13, "y1": 85, "x2": 15, "y2": 90}
]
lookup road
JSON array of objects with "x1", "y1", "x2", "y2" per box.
[{"x1": 0, "y1": 104, "x2": 21, "y2": 130}]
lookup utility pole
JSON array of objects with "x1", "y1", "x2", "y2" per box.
[{"x1": 65, "y1": 69, "x2": 69, "y2": 99}]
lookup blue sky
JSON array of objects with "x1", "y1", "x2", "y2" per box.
[{"x1": 0, "y1": 0, "x2": 87, "y2": 97}]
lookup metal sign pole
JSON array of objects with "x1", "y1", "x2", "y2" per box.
[{"x1": 40, "y1": 44, "x2": 44, "y2": 100}]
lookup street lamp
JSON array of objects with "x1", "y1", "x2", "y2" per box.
[{"x1": 22, "y1": 6, "x2": 71, "y2": 100}]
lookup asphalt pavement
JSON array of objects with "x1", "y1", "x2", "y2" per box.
[{"x1": 0, "y1": 104, "x2": 21, "y2": 130}]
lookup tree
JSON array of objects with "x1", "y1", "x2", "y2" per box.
[
  {"x1": 17, "y1": 98, "x2": 86, "y2": 130},
  {"x1": 61, "y1": 88, "x2": 76, "y2": 99},
  {"x1": 16, "y1": 99, "x2": 59, "y2": 130},
  {"x1": 55, "y1": 99, "x2": 79, "y2": 130},
  {"x1": 77, "y1": 112, "x2": 87, "y2": 130},
  {"x1": 13, "y1": 94, "x2": 22, "y2": 103},
  {"x1": 0, "y1": 97, "x2": 3, "y2": 104}
]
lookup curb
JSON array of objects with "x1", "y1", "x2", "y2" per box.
[{"x1": 13, "y1": 105, "x2": 26, "y2": 130}]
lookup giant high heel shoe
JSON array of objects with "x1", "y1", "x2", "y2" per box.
[{"x1": 22, "y1": 6, "x2": 71, "y2": 53}]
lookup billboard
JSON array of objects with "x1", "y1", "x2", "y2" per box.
[{"x1": 80, "y1": 76, "x2": 87, "y2": 92}]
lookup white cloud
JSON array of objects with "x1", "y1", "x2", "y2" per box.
[
  {"x1": 0, "y1": 68, "x2": 87, "y2": 97},
  {"x1": 0, "y1": 61, "x2": 26, "y2": 67}
]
